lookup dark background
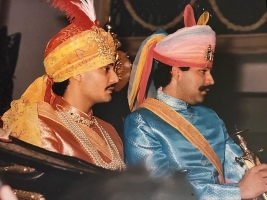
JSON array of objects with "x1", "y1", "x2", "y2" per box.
[{"x1": 110, "y1": 0, "x2": 267, "y2": 36}]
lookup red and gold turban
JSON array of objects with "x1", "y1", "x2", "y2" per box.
[{"x1": 44, "y1": 23, "x2": 115, "y2": 82}]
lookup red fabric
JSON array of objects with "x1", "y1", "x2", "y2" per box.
[
  {"x1": 44, "y1": 76, "x2": 56, "y2": 105},
  {"x1": 184, "y1": 4, "x2": 196, "y2": 27},
  {"x1": 44, "y1": 0, "x2": 100, "y2": 58},
  {"x1": 44, "y1": 21, "x2": 100, "y2": 58},
  {"x1": 137, "y1": 42, "x2": 157, "y2": 106},
  {"x1": 47, "y1": 0, "x2": 96, "y2": 27},
  {"x1": 153, "y1": 49, "x2": 213, "y2": 68}
]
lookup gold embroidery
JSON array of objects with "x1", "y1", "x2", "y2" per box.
[
  {"x1": 114, "y1": 52, "x2": 123, "y2": 80},
  {"x1": 92, "y1": 26, "x2": 115, "y2": 60}
]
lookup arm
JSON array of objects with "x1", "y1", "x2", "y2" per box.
[
  {"x1": 176, "y1": 119, "x2": 243, "y2": 200},
  {"x1": 123, "y1": 111, "x2": 172, "y2": 178}
]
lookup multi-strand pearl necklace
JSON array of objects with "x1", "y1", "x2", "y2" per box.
[{"x1": 56, "y1": 105, "x2": 126, "y2": 171}]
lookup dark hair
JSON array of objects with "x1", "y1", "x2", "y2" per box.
[
  {"x1": 52, "y1": 79, "x2": 69, "y2": 96},
  {"x1": 153, "y1": 59, "x2": 189, "y2": 89}
]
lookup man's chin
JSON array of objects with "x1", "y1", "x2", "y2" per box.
[
  {"x1": 193, "y1": 97, "x2": 205, "y2": 105},
  {"x1": 95, "y1": 96, "x2": 112, "y2": 104},
  {"x1": 104, "y1": 95, "x2": 112, "y2": 103}
]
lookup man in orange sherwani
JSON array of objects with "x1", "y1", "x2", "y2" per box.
[{"x1": 1, "y1": 0, "x2": 126, "y2": 171}]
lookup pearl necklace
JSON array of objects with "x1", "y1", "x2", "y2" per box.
[{"x1": 56, "y1": 105, "x2": 126, "y2": 171}]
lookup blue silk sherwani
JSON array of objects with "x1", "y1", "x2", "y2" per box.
[{"x1": 124, "y1": 90, "x2": 247, "y2": 200}]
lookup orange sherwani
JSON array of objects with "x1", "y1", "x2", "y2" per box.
[{"x1": 4, "y1": 96, "x2": 125, "y2": 170}]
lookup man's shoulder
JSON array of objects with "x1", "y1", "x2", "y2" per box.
[
  {"x1": 191, "y1": 105, "x2": 223, "y2": 123},
  {"x1": 125, "y1": 106, "x2": 163, "y2": 126},
  {"x1": 127, "y1": 106, "x2": 157, "y2": 117},
  {"x1": 36, "y1": 101, "x2": 67, "y2": 127},
  {"x1": 194, "y1": 105, "x2": 218, "y2": 114},
  {"x1": 37, "y1": 101, "x2": 57, "y2": 116}
]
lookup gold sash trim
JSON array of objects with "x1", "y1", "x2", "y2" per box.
[{"x1": 140, "y1": 98, "x2": 225, "y2": 183}]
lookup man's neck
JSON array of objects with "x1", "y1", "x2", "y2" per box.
[
  {"x1": 62, "y1": 94, "x2": 93, "y2": 115},
  {"x1": 162, "y1": 85, "x2": 183, "y2": 101}
]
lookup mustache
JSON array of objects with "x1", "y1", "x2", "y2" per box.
[
  {"x1": 198, "y1": 85, "x2": 213, "y2": 92},
  {"x1": 105, "y1": 84, "x2": 116, "y2": 90}
]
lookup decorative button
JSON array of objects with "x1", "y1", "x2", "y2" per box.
[{"x1": 189, "y1": 114, "x2": 193, "y2": 119}]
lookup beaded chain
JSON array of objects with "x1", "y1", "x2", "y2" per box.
[{"x1": 56, "y1": 107, "x2": 126, "y2": 171}]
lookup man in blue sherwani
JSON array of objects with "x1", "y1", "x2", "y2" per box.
[{"x1": 123, "y1": 4, "x2": 267, "y2": 200}]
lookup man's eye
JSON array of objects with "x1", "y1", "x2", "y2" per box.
[
  {"x1": 200, "y1": 70, "x2": 207, "y2": 74},
  {"x1": 103, "y1": 67, "x2": 110, "y2": 72}
]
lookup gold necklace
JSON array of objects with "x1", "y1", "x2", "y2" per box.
[
  {"x1": 67, "y1": 107, "x2": 94, "y2": 127},
  {"x1": 56, "y1": 105, "x2": 126, "y2": 171}
]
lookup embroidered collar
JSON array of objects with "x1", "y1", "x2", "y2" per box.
[{"x1": 156, "y1": 89, "x2": 189, "y2": 111}]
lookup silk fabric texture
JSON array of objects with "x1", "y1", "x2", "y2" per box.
[
  {"x1": 9, "y1": 95, "x2": 124, "y2": 166},
  {"x1": 124, "y1": 90, "x2": 247, "y2": 199}
]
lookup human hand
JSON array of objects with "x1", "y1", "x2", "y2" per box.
[
  {"x1": 0, "y1": 185, "x2": 17, "y2": 200},
  {"x1": 238, "y1": 163, "x2": 267, "y2": 199}
]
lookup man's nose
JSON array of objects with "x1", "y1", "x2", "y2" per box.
[
  {"x1": 206, "y1": 73, "x2": 214, "y2": 85},
  {"x1": 111, "y1": 70, "x2": 119, "y2": 83}
]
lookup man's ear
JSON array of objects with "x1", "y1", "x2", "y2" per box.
[
  {"x1": 72, "y1": 74, "x2": 82, "y2": 82},
  {"x1": 171, "y1": 66, "x2": 180, "y2": 80}
]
